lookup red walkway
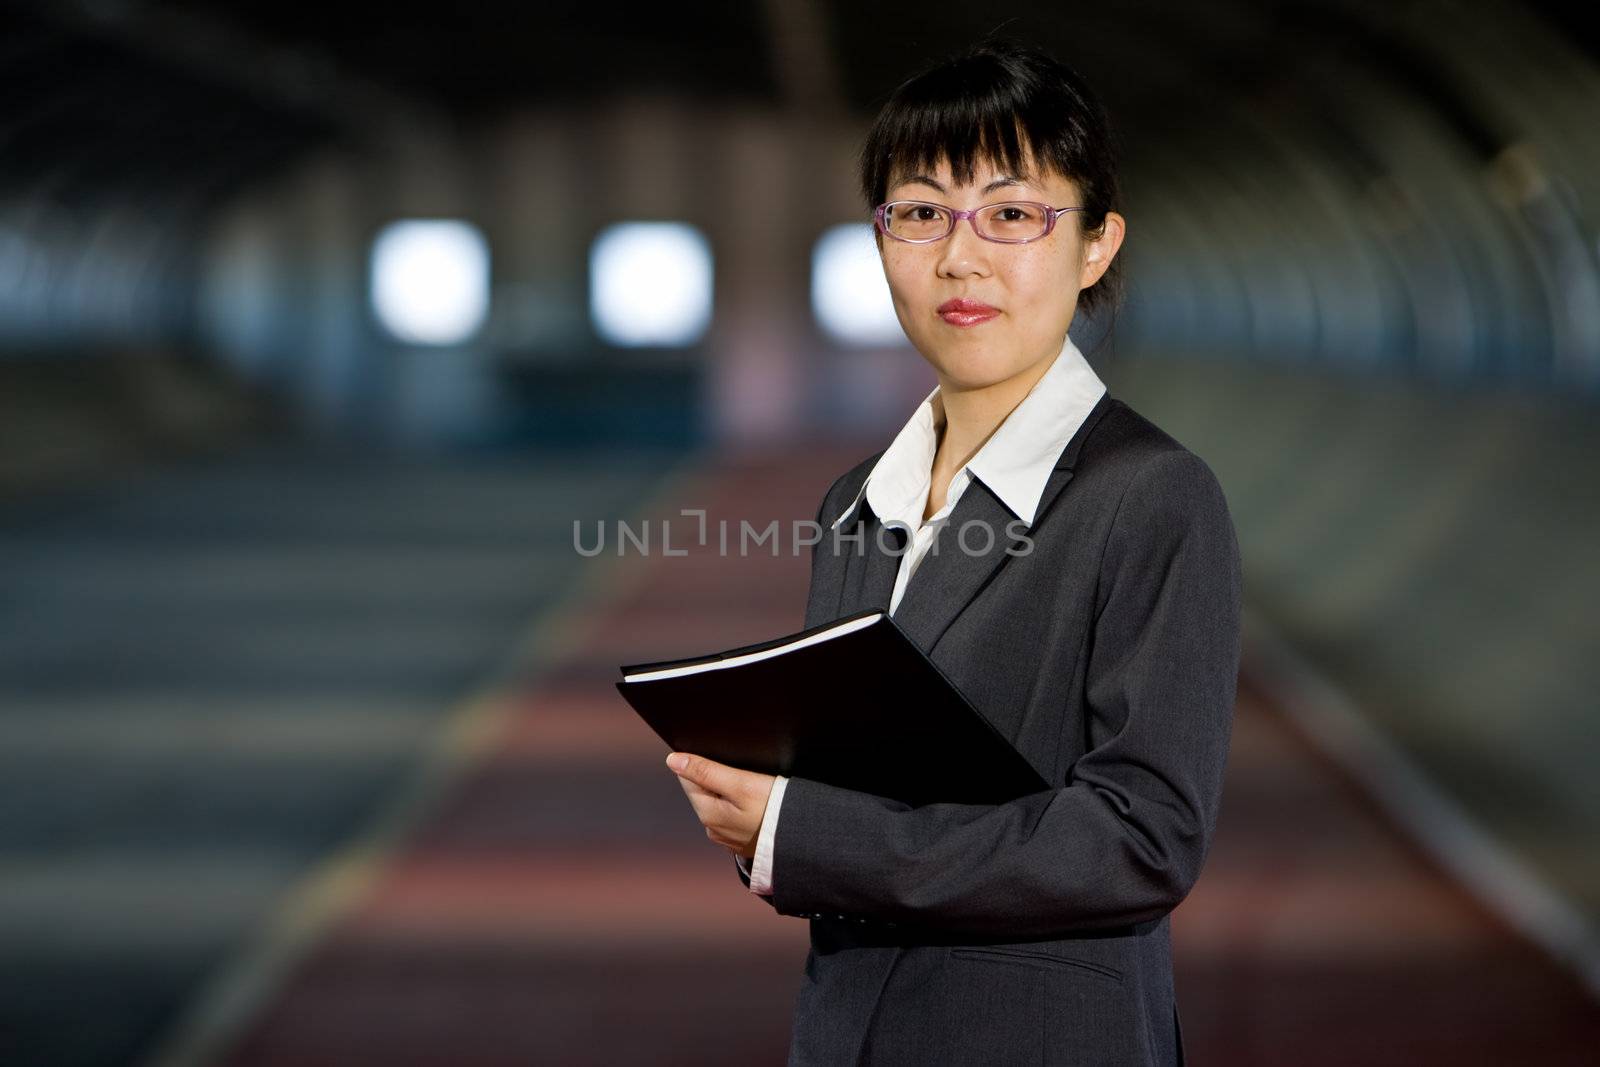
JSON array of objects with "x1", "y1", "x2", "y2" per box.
[{"x1": 191, "y1": 452, "x2": 1599, "y2": 1066}]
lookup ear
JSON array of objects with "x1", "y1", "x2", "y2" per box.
[{"x1": 1079, "y1": 211, "x2": 1126, "y2": 290}]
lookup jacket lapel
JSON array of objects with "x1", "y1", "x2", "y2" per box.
[
  {"x1": 830, "y1": 503, "x2": 905, "y2": 620},
  {"x1": 887, "y1": 480, "x2": 1028, "y2": 655}
]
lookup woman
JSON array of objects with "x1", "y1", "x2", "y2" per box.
[{"x1": 667, "y1": 38, "x2": 1241, "y2": 1067}]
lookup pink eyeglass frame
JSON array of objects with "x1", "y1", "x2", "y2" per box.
[{"x1": 873, "y1": 200, "x2": 1084, "y2": 244}]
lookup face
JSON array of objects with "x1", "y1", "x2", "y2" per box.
[{"x1": 877, "y1": 150, "x2": 1123, "y2": 391}]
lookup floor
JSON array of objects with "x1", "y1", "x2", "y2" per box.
[{"x1": 2, "y1": 441, "x2": 1595, "y2": 1065}]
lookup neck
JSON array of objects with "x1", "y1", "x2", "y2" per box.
[{"x1": 931, "y1": 340, "x2": 1060, "y2": 475}]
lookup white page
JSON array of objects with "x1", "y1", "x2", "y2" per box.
[{"x1": 622, "y1": 612, "x2": 884, "y2": 683}]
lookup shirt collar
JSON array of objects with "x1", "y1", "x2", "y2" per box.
[{"x1": 831, "y1": 332, "x2": 1106, "y2": 532}]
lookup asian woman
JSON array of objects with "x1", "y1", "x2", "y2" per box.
[{"x1": 666, "y1": 38, "x2": 1242, "y2": 1066}]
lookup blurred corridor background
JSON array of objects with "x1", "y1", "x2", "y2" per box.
[{"x1": 1, "y1": 1, "x2": 1597, "y2": 1064}]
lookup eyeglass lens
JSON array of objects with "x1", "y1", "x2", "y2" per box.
[{"x1": 882, "y1": 202, "x2": 1050, "y2": 241}]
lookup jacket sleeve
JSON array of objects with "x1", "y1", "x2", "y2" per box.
[{"x1": 767, "y1": 450, "x2": 1243, "y2": 937}]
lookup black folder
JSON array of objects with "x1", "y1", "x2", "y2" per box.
[{"x1": 616, "y1": 609, "x2": 1049, "y2": 807}]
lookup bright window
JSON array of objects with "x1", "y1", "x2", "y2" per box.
[
  {"x1": 812, "y1": 224, "x2": 902, "y2": 345},
  {"x1": 370, "y1": 219, "x2": 490, "y2": 345},
  {"x1": 590, "y1": 222, "x2": 713, "y2": 346}
]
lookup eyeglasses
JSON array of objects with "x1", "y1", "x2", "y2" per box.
[{"x1": 873, "y1": 200, "x2": 1083, "y2": 244}]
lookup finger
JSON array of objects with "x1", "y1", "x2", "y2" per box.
[
  {"x1": 681, "y1": 786, "x2": 740, "y2": 834},
  {"x1": 675, "y1": 776, "x2": 735, "y2": 824},
  {"x1": 675, "y1": 776, "x2": 724, "y2": 819},
  {"x1": 677, "y1": 776, "x2": 723, "y2": 803},
  {"x1": 666, "y1": 752, "x2": 739, "y2": 798}
]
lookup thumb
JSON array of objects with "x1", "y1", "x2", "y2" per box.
[{"x1": 666, "y1": 752, "x2": 728, "y2": 792}]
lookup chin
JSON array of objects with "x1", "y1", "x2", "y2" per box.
[{"x1": 930, "y1": 353, "x2": 1025, "y2": 391}]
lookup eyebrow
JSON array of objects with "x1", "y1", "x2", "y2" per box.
[{"x1": 896, "y1": 174, "x2": 1028, "y2": 195}]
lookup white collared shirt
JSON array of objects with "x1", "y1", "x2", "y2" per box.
[{"x1": 737, "y1": 332, "x2": 1107, "y2": 896}]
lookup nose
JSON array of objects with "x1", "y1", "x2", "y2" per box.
[{"x1": 936, "y1": 213, "x2": 992, "y2": 278}]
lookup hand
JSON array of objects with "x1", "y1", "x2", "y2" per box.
[{"x1": 665, "y1": 752, "x2": 777, "y2": 863}]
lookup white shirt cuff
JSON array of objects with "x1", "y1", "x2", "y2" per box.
[{"x1": 747, "y1": 774, "x2": 787, "y2": 896}]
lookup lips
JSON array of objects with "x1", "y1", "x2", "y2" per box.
[{"x1": 938, "y1": 297, "x2": 999, "y2": 326}]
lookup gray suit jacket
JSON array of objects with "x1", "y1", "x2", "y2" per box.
[{"x1": 736, "y1": 392, "x2": 1242, "y2": 1066}]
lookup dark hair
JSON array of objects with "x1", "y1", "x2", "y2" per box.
[{"x1": 857, "y1": 38, "x2": 1123, "y2": 322}]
